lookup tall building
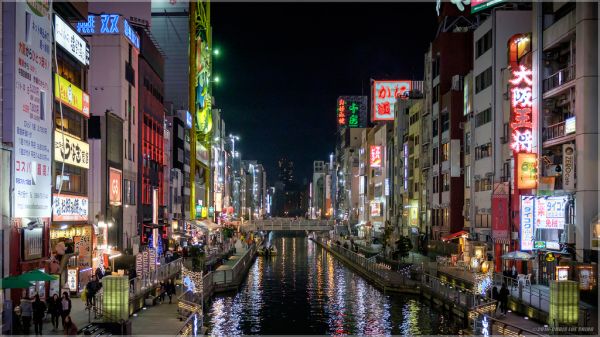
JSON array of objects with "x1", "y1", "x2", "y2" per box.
[{"x1": 277, "y1": 157, "x2": 294, "y2": 185}]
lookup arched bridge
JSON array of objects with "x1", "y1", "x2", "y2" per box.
[{"x1": 244, "y1": 218, "x2": 335, "y2": 231}]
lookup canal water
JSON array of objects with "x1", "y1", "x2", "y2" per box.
[{"x1": 206, "y1": 235, "x2": 459, "y2": 335}]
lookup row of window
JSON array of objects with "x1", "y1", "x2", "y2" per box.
[
  {"x1": 143, "y1": 77, "x2": 164, "y2": 104},
  {"x1": 473, "y1": 177, "x2": 492, "y2": 192},
  {"x1": 475, "y1": 108, "x2": 492, "y2": 127},
  {"x1": 476, "y1": 30, "x2": 492, "y2": 58},
  {"x1": 475, "y1": 67, "x2": 493, "y2": 93},
  {"x1": 474, "y1": 142, "x2": 492, "y2": 160},
  {"x1": 432, "y1": 173, "x2": 451, "y2": 193}
]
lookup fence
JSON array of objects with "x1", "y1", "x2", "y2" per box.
[{"x1": 494, "y1": 273, "x2": 551, "y2": 312}]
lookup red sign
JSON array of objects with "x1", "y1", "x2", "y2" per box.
[
  {"x1": 109, "y1": 167, "x2": 122, "y2": 206},
  {"x1": 337, "y1": 98, "x2": 346, "y2": 126},
  {"x1": 492, "y1": 194, "x2": 509, "y2": 240},
  {"x1": 370, "y1": 145, "x2": 382, "y2": 168},
  {"x1": 510, "y1": 64, "x2": 534, "y2": 153},
  {"x1": 372, "y1": 80, "x2": 411, "y2": 121}
]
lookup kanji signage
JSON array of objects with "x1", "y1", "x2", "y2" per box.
[
  {"x1": 53, "y1": 194, "x2": 89, "y2": 222},
  {"x1": 534, "y1": 196, "x2": 568, "y2": 230},
  {"x1": 520, "y1": 196, "x2": 535, "y2": 251},
  {"x1": 54, "y1": 130, "x2": 90, "y2": 169},
  {"x1": 54, "y1": 73, "x2": 90, "y2": 117},
  {"x1": 510, "y1": 65, "x2": 534, "y2": 153},
  {"x1": 516, "y1": 153, "x2": 538, "y2": 189},
  {"x1": 76, "y1": 14, "x2": 140, "y2": 49},
  {"x1": 54, "y1": 14, "x2": 90, "y2": 65},
  {"x1": 337, "y1": 96, "x2": 367, "y2": 128},
  {"x1": 372, "y1": 80, "x2": 411, "y2": 121},
  {"x1": 370, "y1": 145, "x2": 383, "y2": 168},
  {"x1": 109, "y1": 168, "x2": 122, "y2": 206}
]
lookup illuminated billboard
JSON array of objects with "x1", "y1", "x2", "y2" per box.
[
  {"x1": 54, "y1": 74, "x2": 90, "y2": 118},
  {"x1": 337, "y1": 96, "x2": 367, "y2": 128},
  {"x1": 109, "y1": 168, "x2": 122, "y2": 206},
  {"x1": 53, "y1": 194, "x2": 89, "y2": 222},
  {"x1": 54, "y1": 130, "x2": 90, "y2": 169},
  {"x1": 76, "y1": 14, "x2": 140, "y2": 49},
  {"x1": 516, "y1": 153, "x2": 537, "y2": 189},
  {"x1": 534, "y1": 196, "x2": 568, "y2": 230},
  {"x1": 372, "y1": 80, "x2": 411, "y2": 121},
  {"x1": 520, "y1": 196, "x2": 535, "y2": 251},
  {"x1": 370, "y1": 146, "x2": 383, "y2": 168}
]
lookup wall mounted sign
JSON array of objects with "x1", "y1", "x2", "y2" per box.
[
  {"x1": 370, "y1": 202, "x2": 382, "y2": 217},
  {"x1": 67, "y1": 268, "x2": 78, "y2": 291},
  {"x1": 54, "y1": 73, "x2": 90, "y2": 117},
  {"x1": 11, "y1": 1, "x2": 53, "y2": 218},
  {"x1": 510, "y1": 65, "x2": 534, "y2": 153},
  {"x1": 556, "y1": 266, "x2": 569, "y2": 281},
  {"x1": 372, "y1": 80, "x2": 411, "y2": 122},
  {"x1": 54, "y1": 130, "x2": 90, "y2": 168},
  {"x1": 516, "y1": 153, "x2": 537, "y2": 189},
  {"x1": 562, "y1": 144, "x2": 575, "y2": 192},
  {"x1": 76, "y1": 14, "x2": 140, "y2": 49},
  {"x1": 520, "y1": 196, "x2": 535, "y2": 251},
  {"x1": 23, "y1": 226, "x2": 44, "y2": 260},
  {"x1": 54, "y1": 14, "x2": 89, "y2": 65},
  {"x1": 535, "y1": 196, "x2": 568, "y2": 229},
  {"x1": 370, "y1": 145, "x2": 383, "y2": 168},
  {"x1": 109, "y1": 168, "x2": 122, "y2": 206},
  {"x1": 52, "y1": 194, "x2": 88, "y2": 222},
  {"x1": 337, "y1": 96, "x2": 367, "y2": 128}
]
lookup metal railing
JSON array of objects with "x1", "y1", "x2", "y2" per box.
[
  {"x1": 469, "y1": 301, "x2": 546, "y2": 337},
  {"x1": 247, "y1": 219, "x2": 335, "y2": 231},
  {"x1": 543, "y1": 64, "x2": 575, "y2": 93},
  {"x1": 176, "y1": 312, "x2": 202, "y2": 337},
  {"x1": 420, "y1": 272, "x2": 483, "y2": 309},
  {"x1": 542, "y1": 120, "x2": 567, "y2": 142},
  {"x1": 494, "y1": 273, "x2": 551, "y2": 312}
]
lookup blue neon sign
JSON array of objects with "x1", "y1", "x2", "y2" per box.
[
  {"x1": 77, "y1": 14, "x2": 140, "y2": 50},
  {"x1": 186, "y1": 111, "x2": 193, "y2": 129}
]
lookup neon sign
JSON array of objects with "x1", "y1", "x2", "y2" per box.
[
  {"x1": 370, "y1": 145, "x2": 382, "y2": 168},
  {"x1": 337, "y1": 98, "x2": 346, "y2": 126},
  {"x1": 372, "y1": 80, "x2": 411, "y2": 122},
  {"x1": 520, "y1": 196, "x2": 535, "y2": 250},
  {"x1": 76, "y1": 15, "x2": 140, "y2": 49},
  {"x1": 510, "y1": 65, "x2": 534, "y2": 153},
  {"x1": 337, "y1": 96, "x2": 367, "y2": 128}
]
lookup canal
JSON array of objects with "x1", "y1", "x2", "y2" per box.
[{"x1": 206, "y1": 234, "x2": 459, "y2": 335}]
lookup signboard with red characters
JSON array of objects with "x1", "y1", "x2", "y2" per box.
[
  {"x1": 510, "y1": 64, "x2": 534, "y2": 154},
  {"x1": 370, "y1": 145, "x2": 383, "y2": 168},
  {"x1": 337, "y1": 96, "x2": 367, "y2": 128},
  {"x1": 372, "y1": 80, "x2": 411, "y2": 122}
]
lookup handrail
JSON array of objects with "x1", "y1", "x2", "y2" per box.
[
  {"x1": 176, "y1": 312, "x2": 201, "y2": 337},
  {"x1": 543, "y1": 64, "x2": 575, "y2": 93}
]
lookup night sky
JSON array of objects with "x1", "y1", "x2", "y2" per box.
[{"x1": 212, "y1": 2, "x2": 438, "y2": 184}]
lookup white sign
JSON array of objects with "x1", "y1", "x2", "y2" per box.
[
  {"x1": 54, "y1": 130, "x2": 90, "y2": 169},
  {"x1": 562, "y1": 144, "x2": 575, "y2": 192},
  {"x1": 12, "y1": 2, "x2": 53, "y2": 218},
  {"x1": 52, "y1": 194, "x2": 88, "y2": 222},
  {"x1": 520, "y1": 197, "x2": 535, "y2": 251},
  {"x1": 535, "y1": 196, "x2": 568, "y2": 229},
  {"x1": 565, "y1": 116, "x2": 576, "y2": 134},
  {"x1": 54, "y1": 14, "x2": 89, "y2": 65},
  {"x1": 67, "y1": 268, "x2": 78, "y2": 292}
]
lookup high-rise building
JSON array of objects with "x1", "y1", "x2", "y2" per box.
[{"x1": 278, "y1": 157, "x2": 294, "y2": 185}]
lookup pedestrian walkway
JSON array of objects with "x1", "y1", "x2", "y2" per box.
[{"x1": 130, "y1": 292, "x2": 185, "y2": 335}]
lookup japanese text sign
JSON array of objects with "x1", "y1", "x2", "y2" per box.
[
  {"x1": 534, "y1": 196, "x2": 568, "y2": 229},
  {"x1": 516, "y1": 153, "x2": 537, "y2": 189},
  {"x1": 54, "y1": 130, "x2": 90, "y2": 169},
  {"x1": 337, "y1": 96, "x2": 367, "y2": 128},
  {"x1": 54, "y1": 14, "x2": 89, "y2": 65},
  {"x1": 53, "y1": 194, "x2": 89, "y2": 222},
  {"x1": 54, "y1": 73, "x2": 90, "y2": 117},
  {"x1": 370, "y1": 145, "x2": 383, "y2": 168},
  {"x1": 520, "y1": 196, "x2": 535, "y2": 251},
  {"x1": 372, "y1": 80, "x2": 411, "y2": 121},
  {"x1": 510, "y1": 64, "x2": 534, "y2": 153}
]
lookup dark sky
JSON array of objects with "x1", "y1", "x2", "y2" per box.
[{"x1": 212, "y1": 2, "x2": 438, "y2": 184}]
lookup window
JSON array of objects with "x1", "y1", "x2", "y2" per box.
[
  {"x1": 414, "y1": 135, "x2": 419, "y2": 146},
  {"x1": 476, "y1": 30, "x2": 492, "y2": 58},
  {"x1": 432, "y1": 118, "x2": 438, "y2": 136},
  {"x1": 432, "y1": 55, "x2": 440, "y2": 78},
  {"x1": 432, "y1": 84, "x2": 440, "y2": 103},
  {"x1": 124, "y1": 179, "x2": 136, "y2": 205},
  {"x1": 502, "y1": 123, "x2": 509, "y2": 143},
  {"x1": 475, "y1": 142, "x2": 492, "y2": 160},
  {"x1": 442, "y1": 173, "x2": 450, "y2": 192},
  {"x1": 464, "y1": 132, "x2": 471, "y2": 153},
  {"x1": 54, "y1": 165, "x2": 87, "y2": 194},
  {"x1": 475, "y1": 67, "x2": 492, "y2": 93},
  {"x1": 502, "y1": 162, "x2": 510, "y2": 182},
  {"x1": 441, "y1": 112, "x2": 449, "y2": 132},
  {"x1": 432, "y1": 147, "x2": 439, "y2": 165},
  {"x1": 433, "y1": 175, "x2": 439, "y2": 193},
  {"x1": 475, "y1": 108, "x2": 492, "y2": 127},
  {"x1": 465, "y1": 165, "x2": 471, "y2": 187},
  {"x1": 480, "y1": 177, "x2": 492, "y2": 191},
  {"x1": 441, "y1": 142, "x2": 450, "y2": 162}
]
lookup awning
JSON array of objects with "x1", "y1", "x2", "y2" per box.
[{"x1": 441, "y1": 230, "x2": 469, "y2": 242}]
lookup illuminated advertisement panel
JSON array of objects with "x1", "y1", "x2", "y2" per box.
[
  {"x1": 516, "y1": 153, "x2": 537, "y2": 189},
  {"x1": 76, "y1": 14, "x2": 140, "y2": 49},
  {"x1": 372, "y1": 80, "x2": 411, "y2": 121},
  {"x1": 471, "y1": 0, "x2": 505, "y2": 13},
  {"x1": 370, "y1": 202, "x2": 382, "y2": 217},
  {"x1": 510, "y1": 64, "x2": 534, "y2": 153},
  {"x1": 109, "y1": 168, "x2": 122, "y2": 206},
  {"x1": 520, "y1": 196, "x2": 535, "y2": 251},
  {"x1": 54, "y1": 74, "x2": 90, "y2": 117},
  {"x1": 53, "y1": 194, "x2": 89, "y2": 222},
  {"x1": 54, "y1": 14, "x2": 89, "y2": 65},
  {"x1": 337, "y1": 96, "x2": 367, "y2": 128},
  {"x1": 370, "y1": 145, "x2": 383, "y2": 168},
  {"x1": 54, "y1": 130, "x2": 90, "y2": 169},
  {"x1": 535, "y1": 196, "x2": 568, "y2": 230}
]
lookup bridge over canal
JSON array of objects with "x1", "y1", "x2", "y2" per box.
[{"x1": 243, "y1": 218, "x2": 335, "y2": 231}]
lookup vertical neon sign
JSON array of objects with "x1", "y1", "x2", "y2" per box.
[{"x1": 510, "y1": 64, "x2": 534, "y2": 153}]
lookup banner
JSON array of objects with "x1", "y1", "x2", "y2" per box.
[
  {"x1": 54, "y1": 130, "x2": 90, "y2": 169},
  {"x1": 54, "y1": 73, "x2": 90, "y2": 117},
  {"x1": 74, "y1": 234, "x2": 92, "y2": 268},
  {"x1": 52, "y1": 194, "x2": 88, "y2": 222},
  {"x1": 491, "y1": 192, "x2": 509, "y2": 240},
  {"x1": 562, "y1": 144, "x2": 575, "y2": 192}
]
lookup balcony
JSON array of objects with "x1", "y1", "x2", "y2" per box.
[
  {"x1": 542, "y1": 120, "x2": 575, "y2": 146},
  {"x1": 543, "y1": 64, "x2": 575, "y2": 95}
]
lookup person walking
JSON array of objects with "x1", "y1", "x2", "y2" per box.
[
  {"x1": 32, "y1": 294, "x2": 46, "y2": 335},
  {"x1": 499, "y1": 283, "x2": 510, "y2": 316},
  {"x1": 63, "y1": 315, "x2": 78, "y2": 336},
  {"x1": 167, "y1": 279, "x2": 176, "y2": 304},
  {"x1": 60, "y1": 292, "x2": 72, "y2": 329},
  {"x1": 491, "y1": 286, "x2": 500, "y2": 315},
  {"x1": 20, "y1": 295, "x2": 33, "y2": 335},
  {"x1": 85, "y1": 275, "x2": 100, "y2": 308},
  {"x1": 47, "y1": 294, "x2": 61, "y2": 331}
]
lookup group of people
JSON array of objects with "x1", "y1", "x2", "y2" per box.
[
  {"x1": 491, "y1": 283, "x2": 511, "y2": 316},
  {"x1": 159, "y1": 279, "x2": 177, "y2": 304},
  {"x1": 15, "y1": 292, "x2": 77, "y2": 335}
]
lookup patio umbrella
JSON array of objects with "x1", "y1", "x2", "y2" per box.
[
  {"x1": 501, "y1": 251, "x2": 534, "y2": 260},
  {"x1": 18, "y1": 270, "x2": 58, "y2": 282},
  {"x1": 0, "y1": 276, "x2": 33, "y2": 289}
]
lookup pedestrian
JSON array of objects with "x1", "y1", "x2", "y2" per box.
[
  {"x1": 20, "y1": 295, "x2": 33, "y2": 335},
  {"x1": 63, "y1": 315, "x2": 78, "y2": 336},
  {"x1": 32, "y1": 294, "x2": 46, "y2": 335},
  {"x1": 491, "y1": 286, "x2": 499, "y2": 315},
  {"x1": 95, "y1": 266, "x2": 104, "y2": 280},
  {"x1": 85, "y1": 275, "x2": 100, "y2": 308},
  {"x1": 499, "y1": 283, "x2": 510, "y2": 315},
  {"x1": 159, "y1": 281, "x2": 167, "y2": 303},
  {"x1": 167, "y1": 279, "x2": 176, "y2": 304},
  {"x1": 60, "y1": 292, "x2": 72, "y2": 329},
  {"x1": 47, "y1": 293, "x2": 61, "y2": 331}
]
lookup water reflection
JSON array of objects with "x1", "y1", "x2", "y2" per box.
[{"x1": 207, "y1": 235, "x2": 456, "y2": 335}]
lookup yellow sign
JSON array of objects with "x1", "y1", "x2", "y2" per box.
[
  {"x1": 517, "y1": 153, "x2": 538, "y2": 189},
  {"x1": 54, "y1": 73, "x2": 90, "y2": 117},
  {"x1": 546, "y1": 252, "x2": 555, "y2": 262},
  {"x1": 54, "y1": 130, "x2": 90, "y2": 169}
]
